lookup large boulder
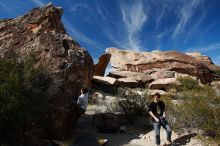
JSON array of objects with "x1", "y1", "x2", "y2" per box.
[
  {"x1": 149, "y1": 70, "x2": 175, "y2": 79},
  {"x1": 92, "y1": 74, "x2": 153, "y2": 90},
  {"x1": 106, "y1": 48, "x2": 215, "y2": 83},
  {"x1": 149, "y1": 78, "x2": 179, "y2": 91},
  {"x1": 108, "y1": 70, "x2": 148, "y2": 78},
  {"x1": 93, "y1": 76, "x2": 117, "y2": 86},
  {"x1": 92, "y1": 76, "x2": 117, "y2": 93},
  {"x1": 0, "y1": 3, "x2": 94, "y2": 139},
  {"x1": 117, "y1": 77, "x2": 143, "y2": 88},
  {"x1": 108, "y1": 70, "x2": 153, "y2": 88}
]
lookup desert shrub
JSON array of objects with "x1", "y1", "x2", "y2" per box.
[
  {"x1": 177, "y1": 76, "x2": 200, "y2": 91},
  {"x1": 214, "y1": 83, "x2": 220, "y2": 95},
  {"x1": 114, "y1": 88, "x2": 151, "y2": 126},
  {"x1": 214, "y1": 70, "x2": 220, "y2": 76},
  {"x1": 166, "y1": 81, "x2": 220, "y2": 143},
  {"x1": 0, "y1": 54, "x2": 53, "y2": 146}
]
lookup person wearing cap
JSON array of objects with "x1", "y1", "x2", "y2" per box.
[{"x1": 148, "y1": 93, "x2": 172, "y2": 146}]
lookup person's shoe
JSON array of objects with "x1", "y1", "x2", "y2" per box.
[
  {"x1": 166, "y1": 140, "x2": 172, "y2": 144},
  {"x1": 163, "y1": 140, "x2": 172, "y2": 145}
]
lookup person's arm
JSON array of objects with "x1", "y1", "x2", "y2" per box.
[
  {"x1": 162, "y1": 102, "x2": 166, "y2": 118},
  {"x1": 77, "y1": 96, "x2": 81, "y2": 104},
  {"x1": 163, "y1": 111, "x2": 166, "y2": 118},
  {"x1": 149, "y1": 111, "x2": 160, "y2": 122}
]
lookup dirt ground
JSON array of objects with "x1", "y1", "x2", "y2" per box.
[{"x1": 64, "y1": 105, "x2": 203, "y2": 146}]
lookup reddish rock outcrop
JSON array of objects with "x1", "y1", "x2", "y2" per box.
[
  {"x1": 106, "y1": 48, "x2": 215, "y2": 83},
  {"x1": 94, "y1": 53, "x2": 111, "y2": 76},
  {"x1": 0, "y1": 3, "x2": 94, "y2": 139},
  {"x1": 186, "y1": 53, "x2": 213, "y2": 64},
  {"x1": 186, "y1": 53, "x2": 220, "y2": 72}
]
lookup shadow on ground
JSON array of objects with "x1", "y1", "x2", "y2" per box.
[
  {"x1": 172, "y1": 133, "x2": 197, "y2": 146},
  {"x1": 68, "y1": 114, "x2": 152, "y2": 146}
]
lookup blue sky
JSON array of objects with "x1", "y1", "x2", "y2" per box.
[{"x1": 0, "y1": 0, "x2": 220, "y2": 65}]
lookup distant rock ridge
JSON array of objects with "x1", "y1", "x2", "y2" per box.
[
  {"x1": 186, "y1": 52, "x2": 220, "y2": 71},
  {"x1": 0, "y1": 3, "x2": 94, "y2": 139},
  {"x1": 186, "y1": 53, "x2": 213, "y2": 64}
]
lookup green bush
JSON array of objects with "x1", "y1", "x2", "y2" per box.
[
  {"x1": 114, "y1": 88, "x2": 151, "y2": 125},
  {"x1": 166, "y1": 84, "x2": 220, "y2": 143},
  {"x1": 0, "y1": 54, "x2": 53, "y2": 146},
  {"x1": 214, "y1": 70, "x2": 220, "y2": 76},
  {"x1": 177, "y1": 76, "x2": 200, "y2": 91}
]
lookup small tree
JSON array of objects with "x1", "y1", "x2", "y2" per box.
[
  {"x1": 214, "y1": 70, "x2": 220, "y2": 76},
  {"x1": 177, "y1": 76, "x2": 200, "y2": 91},
  {"x1": 0, "y1": 54, "x2": 53, "y2": 146},
  {"x1": 115, "y1": 88, "x2": 151, "y2": 128}
]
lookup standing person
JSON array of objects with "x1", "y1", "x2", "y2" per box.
[
  {"x1": 148, "y1": 93, "x2": 172, "y2": 146},
  {"x1": 77, "y1": 87, "x2": 89, "y2": 115},
  {"x1": 70, "y1": 87, "x2": 89, "y2": 130}
]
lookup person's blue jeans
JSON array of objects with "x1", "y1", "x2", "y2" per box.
[{"x1": 153, "y1": 121, "x2": 172, "y2": 145}]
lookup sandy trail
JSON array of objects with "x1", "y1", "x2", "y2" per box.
[{"x1": 69, "y1": 105, "x2": 202, "y2": 146}]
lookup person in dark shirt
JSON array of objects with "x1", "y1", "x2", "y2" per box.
[{"x1": 149, "y1": 93, "x2": 172, "y2": 146}]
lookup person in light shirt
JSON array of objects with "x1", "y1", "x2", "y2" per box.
[{"x1": 77, "y1": 87, "x2": 89, "y2": 115}]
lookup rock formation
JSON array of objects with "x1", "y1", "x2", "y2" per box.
[
  {"x1": 186, "y1": 53, "x2": 220, "y2": 72},
  {"x1": 94, "y1": 53, "x2": 111, "y2": 76},
  {"x1": 106, "y1": 48, "x2": 216, "y2": 84},
  {"x1": 0, "y1": 3, "x2": 94, "y2": 139},
  {"x1": 92, "y1": 48, "x2": 220, "y2": 93}
]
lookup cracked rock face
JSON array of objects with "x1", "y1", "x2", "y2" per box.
[
  {"x1": 0, "y1": 3, "x2": 94, "y2": 139},
  {"x1": 106, "y1": 47, "x2": 217, "y2": 84}
]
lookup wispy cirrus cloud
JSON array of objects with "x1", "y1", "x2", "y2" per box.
[
  {"x1": 32, "y1": 0, "x2": 44, "y2": 7},
  {"x1": 213, "y1": 56, "x2": 220, "y2": 65},
  {"x1": 96, "y1": 2, "x2": 110, "y2": 22},
  {"x1": 156, "y1": 32, "x2": 166, "y2": 39},
  {"x1": 183, "y1": 10, "x2": 207, "y2": 43},
  {"x1": 0, "y1": 1, "x2": 10, "y2": 11},
  {"x1": 185, "y1": 43, "x2": 220, "y2": 53},
  {"x1": 70, "y1": 4, "x2": 89, "y2": 12},
  {"x1": 155, "y1": 3, "x2": 167, "y2": 29},
  {"x1": 156, "y1": 29, "x2": 171, "y2": 39},
  {"x1": 106, "y1": 31, "x2": 127, "y2": 49},
  {"x1": 120, "y1": 0, "x2": 147, "y2": 51},
  {"x1": 172, "y1": 0, "x2": 201, "y2": 39}
]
